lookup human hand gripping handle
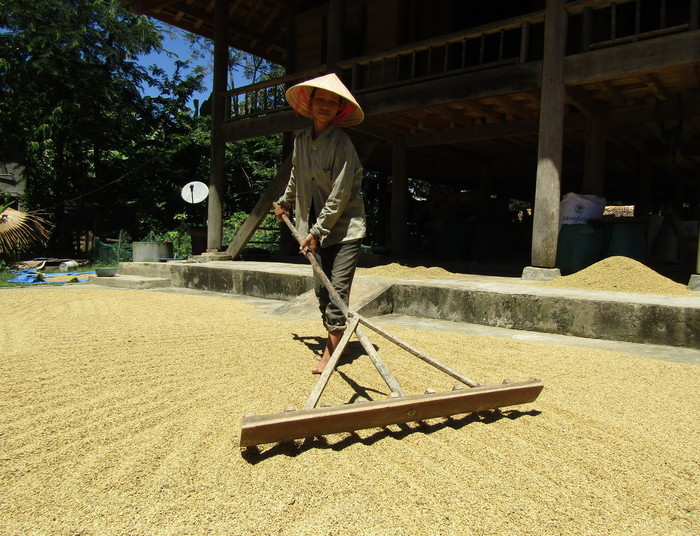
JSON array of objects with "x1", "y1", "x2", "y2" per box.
[
  {"x1": 272, "y1": 202, "x2": 349, "y2": 318},
  {"x1": 273, "y1": 201, "x2": 290, "y2": 220},
  {"x1": 299, "y1": 233, "x2": 318, "y2": 256},
  {"x1": 273, "y1": 202, "x2": 318, "y2": 256}
]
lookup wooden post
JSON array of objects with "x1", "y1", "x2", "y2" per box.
[
  {"x1": 582, "y1": 116, "x2": 605, "y2": 196},
  {"x1": 326, "y1": 0, "x2": 344, "y2": 74},
  {"x1": 581, "y1": 7, "x2": 592, "y2": 51},
  {"x1": 279, "y1": 2, "x2": 297, "y2": 255},
  {"x1": 479, "y1": 163, "x2": 491, "y2": 217},
  {"x1": 390, "y1": 138, "x2": 408, "y2": 256},
  {"x1": 519, "y1": 22, "x2": 531, "y2": 63},
  {"x1": 531, "y1": 0, "x2": 567, "y2": 268},
  {"x1": 207, "y1": 0, "x2": 228, "y2": 252},
  {"x1": 633, "y1": 155, "x2": 652, "y2": 218}
]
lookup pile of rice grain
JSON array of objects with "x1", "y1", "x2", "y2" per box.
[
  {"x1": 1, "y1": 286, "x2": 698, "y2": 536},
  {"x1": 537, "y1": 256, "x2": 694, "y2": 296},
  {"x1": 357, "y1": 263, "x2": 463, "y2": 279}
]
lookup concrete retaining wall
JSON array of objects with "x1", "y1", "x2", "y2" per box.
[
  {"x1": 388, "y1": 284, "x2": 700, "y2": 349},
  {"x1": 171, "y1": 264, "x2": 313, "y2": 300},
  {"x1": 116, "y1": 261, "x2": 700, "y2": 349}
]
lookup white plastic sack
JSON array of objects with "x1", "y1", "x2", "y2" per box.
[{"x1": 559, "y1": 192, "x2": 606, "y2": 225}]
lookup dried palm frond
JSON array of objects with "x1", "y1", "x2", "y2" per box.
[{"x1": 0, "y1": 207, "x2": 52, "y2": 254}]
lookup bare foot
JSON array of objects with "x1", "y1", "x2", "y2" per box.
[
  {"x1": 311, "y1": 330, "x2": 343, "y2": 374},
  {"x1": 311, "y1": 354, "x2": 331, "y2": 374}
]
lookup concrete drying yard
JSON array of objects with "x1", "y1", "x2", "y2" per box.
[{"x1": 1, "y1": 258, "x2": 699, "y2": 535}]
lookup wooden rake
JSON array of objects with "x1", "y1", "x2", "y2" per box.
[{"x1": 239, "y1": 205, "x2": 543, "y2": 448}]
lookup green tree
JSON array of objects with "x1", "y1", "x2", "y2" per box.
[
  {"x1": 1, "y1": 1, "x2": 283, "y2": 256},
  {"x1": 0, "y1": 0, "x2": 198, "y2": 251}
]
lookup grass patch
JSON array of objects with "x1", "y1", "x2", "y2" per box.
[{"x1": 0, "y1": 264, "x2": 17, "y2": 287}]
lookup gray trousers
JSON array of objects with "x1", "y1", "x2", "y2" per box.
[{"x1": 314, "y1": 239, "x2": 362, "y2": 332}]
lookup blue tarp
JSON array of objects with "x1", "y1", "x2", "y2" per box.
[{"x1": 9, "y1": 270, "x2": 97, "y2": 284}]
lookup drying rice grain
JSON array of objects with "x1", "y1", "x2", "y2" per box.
[
  {"x1": 357, "y1": 263, "x2": 466, "y2": 280},
  {"x1": 361, "y1": 257, "x2": 696, "y2": 296},
  {"x1": 535, "y1": 256, "x2": 694, "y2": 295},
  {"x1": 1, "y1": 286, "x2": 698, "y2": 535}
]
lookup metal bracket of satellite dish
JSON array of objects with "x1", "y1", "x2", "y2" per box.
[{"x1": 181, "y1": 181, "x2": 209, "y2": 204}]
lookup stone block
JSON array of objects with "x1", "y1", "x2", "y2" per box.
[{"x1": 521, "y1": 266, "x2": 561, "y2": 281}]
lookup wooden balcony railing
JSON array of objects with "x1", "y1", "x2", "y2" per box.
[
  {"x1": 222, "y1": 0, "x2": 698, "y2": 123},
  {"x1": 221, "y1": 66, "x2": 328, "y2": 121}
]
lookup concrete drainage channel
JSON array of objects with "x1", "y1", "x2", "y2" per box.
[{"x1": 106, "y1": 261, "x2": 700, "y2": 350}]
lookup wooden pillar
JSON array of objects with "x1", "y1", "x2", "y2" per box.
[
  {"x1": 582, "y1": 116, "x2": 605, "y2": 196},
  {"x1": 519, "y1": 22, "x2": 530, "y2": 63},
  {"x1": 207, "y1": 0, "x2": 228, "y2": 252},
  {"x1": 634, "y1": 155, "x2": 652, "y2": 217},
  {"x1": 282, "y1": 2, "x2": 296, "y2": 161},
  {"x1": 531, "y1": 0, "x2": 567, "y2": 268},
  {"x1": 479, "y1": 164, "x2": 491, "y2": 218},
  {"x1": 581, "y1": 7, "x2": 592, "y2": 51},
  {"x1": 326, "y1": 0, "x2": 344, "y2": 73},
  {"x1": 390, "y1": 138, "x2": 408, "y2": 256},
  {"x1": 280, "y1": 2, "x2": 297, "y2": 255},
  {"x1": 696, "y1": 229, "x2": 700, "y2": 275}
]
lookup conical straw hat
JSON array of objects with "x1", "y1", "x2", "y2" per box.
[{"x1": 285, "y1": 73, "x2": 364, "y2": 127}]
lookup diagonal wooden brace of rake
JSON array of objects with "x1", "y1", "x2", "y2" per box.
[{"x1": 238, "y1": 204, "x2": 543, "y2": 448}]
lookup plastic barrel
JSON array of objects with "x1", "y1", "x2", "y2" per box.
[
  {"x1": 605, "y1": 222, "x2": 646, "y2": 262},
  {"x1": 556, "y1": 224, "x2": 605, "y2": 275},
  {"x1": 132, "y1": 242, "x2": 174, "y2": 262}
]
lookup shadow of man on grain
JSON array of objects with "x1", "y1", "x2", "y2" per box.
[
  {"x1": 291, "y1": 332, "x2": 369, "y2": 367},
  {"x1": 240, "y1": 408, "x2": 542, "y2": 464}
]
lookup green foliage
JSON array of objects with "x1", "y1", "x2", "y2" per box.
[
  {"x1": 91, "y1": 232, "x2": 132, "y2": 264},
  {"x1": 1, "y1": 1, "x2": 284, "y2": 258},
  {"x1": 225, "y1": 135, "x2": 282, "y2": 214},
  {"x1": 0, "y1": 192, "x2": 13, "y2": 209},
  {"x1": 223, "y1": 211, "x2": 280, "y2": 252},
  {"x1": 161, "y1": 226, "x2": 192, "y2": 259},
  {"x1": 1, "y1": 0, "x2": 161, "y2": 164},
  {"x1": 0, "y1": 259, "x2": 20, "y2": 286},
  {"x1": 0, "y1": 0, "x2": 208, "y2": 250}
]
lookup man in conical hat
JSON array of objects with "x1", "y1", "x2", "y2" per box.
[{"x1": 275, "y1": 73, "x2": 366, "y2": 374}]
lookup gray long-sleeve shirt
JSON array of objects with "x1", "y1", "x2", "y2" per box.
[{"x1": 279, "y1": 124, "x2": 366, "y2": 247}]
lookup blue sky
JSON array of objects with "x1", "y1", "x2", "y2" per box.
[
  {"x1": 136, "y1": 24, "x2": 214, "y2": 105},
  {"x1": 135, "y1": 22, "x2": 259, "y2": 110}
]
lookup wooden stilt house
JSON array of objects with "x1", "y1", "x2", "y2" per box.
[{"x1": 125, "y1": 0, "x2": 700, "y2": 276}]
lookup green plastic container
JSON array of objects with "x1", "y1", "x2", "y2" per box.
[
  {"x1": 556, "y1": 224, "x2": 605, "y2": 275},
  {"x1": 605, "y1": 222, "x2": 647, "y2": 262}
]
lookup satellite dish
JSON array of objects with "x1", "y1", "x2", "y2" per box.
[{"x1": 181, "y1": 181, "x2": 209, "y2": 204}]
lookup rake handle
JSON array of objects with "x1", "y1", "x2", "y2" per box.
[
  {"x1": 274, "y1": 202, "x2": 405, "y2": 396},
  {"x1": 273, "y1": 201, "x2": 477, "y2": 388},
  {"x1": 274, "y1": 202, "x2": 351, "y2": 320}
]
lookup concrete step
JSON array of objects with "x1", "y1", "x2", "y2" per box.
[
  {"x1": 91, "y1": 274, "x2": 171, "y2": 289},
  {"x1": 118, "y1": 261, "x2": 176, "y2": 278}
]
